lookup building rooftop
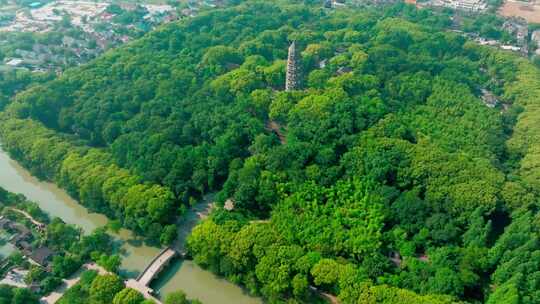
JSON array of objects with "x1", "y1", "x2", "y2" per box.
[
  {"x1": 0, "y1": 217, "x2": 10, "y2": 228},
  {"x1": 11, "y1": 223, "x2": 31, "y2": 235},
  {"x1": 5, "y1": 58, "x2": 23, "y2": 66},
  {"x1": 0, "y1": 268, "x2": 29, "y2": 288},
  {"x1": 29, "y1": 247, "x2": 54, "y2": 266}
]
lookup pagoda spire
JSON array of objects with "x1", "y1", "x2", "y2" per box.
[{"x1": 285, "y1": 41, "x2": 301, "y2": 91}]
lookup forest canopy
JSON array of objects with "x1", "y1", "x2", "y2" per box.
[{"x1": 1, "y1": 0, "x2": 540, "y2": 303}]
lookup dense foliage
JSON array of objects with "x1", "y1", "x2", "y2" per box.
[
  {"x1": 0, "y1": 285, "x2": 38, "y2": 304},
  {"x1": 461, "y1": 14, "x2": 514, "y2": 42},
  {"x1": 0, "y1": 118, "x2": 178, "y2": 244},
  {"x1": 0, "y1": 69, "x2": 51, "y2": 111},
  {"x1": 164, "y1": 291, "x2": 203, "y2": 304},
  {"x1": 57, "y1": 272, "x2": 153, "y2": 304},
  {"x1": 1, "y1": 1, "x2": 540, "y2": 303}
]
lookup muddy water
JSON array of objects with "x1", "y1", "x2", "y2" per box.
[{"x1": 0, "y1": 147, "x2": 260, "y2": 303}]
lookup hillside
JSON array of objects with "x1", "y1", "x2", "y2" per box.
[{"x1": 1, "y1": 1, "x2": 540, "y2": 303}]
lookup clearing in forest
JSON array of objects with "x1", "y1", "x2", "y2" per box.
[{"x1": 499, "y1": 0, "x2": 540, "y2": 23}]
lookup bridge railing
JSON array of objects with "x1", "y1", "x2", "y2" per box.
[{"x1": 136, "y1": 247, "x2": 176, "y2": 282}]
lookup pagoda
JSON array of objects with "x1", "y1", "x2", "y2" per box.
[{"x1": 285, "y1": 41, "x2": 301, "y2": 91}]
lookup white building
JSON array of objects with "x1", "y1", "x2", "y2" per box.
[
  {"x1": 434, "y1": 0, "x2": 487, "y2": 12},
  {"x1": 501, "y1": 45, "x2": 521, "y2": 51},
  {"x1": 5, "y1": 58, "x2": 23, "y2": 66}
]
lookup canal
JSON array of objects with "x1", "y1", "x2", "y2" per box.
[{"x1": 0, "y1": 146, "x2": 261, "y2": 304}]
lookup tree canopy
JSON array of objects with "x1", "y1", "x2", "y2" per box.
[{"x1": 1, "y1": 1, "x2": 540, "y2": 303}]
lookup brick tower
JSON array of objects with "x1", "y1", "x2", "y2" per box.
[{"x1": 285, "y1": 41, "x2": 301, "y2": 91}]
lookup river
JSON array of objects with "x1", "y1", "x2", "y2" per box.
[{"x1": 0, "y1": 147, "x2": 260, "y2": 304}]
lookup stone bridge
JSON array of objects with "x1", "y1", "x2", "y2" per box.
[
  {"x1": 137, "y1": 247, "x2": 179, "y2": 286},
  {"x1": 126, "y1": 247, "x2": 186, "y2": 304}
]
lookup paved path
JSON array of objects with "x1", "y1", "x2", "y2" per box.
[
  {"x1": 6, "y1": 207, "x2": 46, "y2": 229},
  {"x1": 310, "y1": 286, "x2": 339, "y2": 304},
  {"x1": 173, "y1": 195, "x2": 215, "y2": 252},
  {"x1": 265, "y1": 120, "x2": 286, "y2": 144},
  {"x1": 39, "y1": 263, "x2": 109, "y2": 304},
  {"x1": 125, "y1": 279, "x2": 163, "y2": 304}
]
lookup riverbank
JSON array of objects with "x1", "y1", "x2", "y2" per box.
[{"x1": 0, "y1": 146, "x2": 261, "y2": 304}]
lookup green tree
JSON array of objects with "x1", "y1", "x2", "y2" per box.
[
  {"x1": 12, "y1": 288, "x2": 38, "y2": 304},
  {"x1": 160, "y1": 225, "x2": 177, "y2": 246},
  {"x1": 164, "y1": 291, "x2": 188, "y2": 304},
  {"x1": 112, "y1": 288, "x2": 145, "y2": 304},
  {"x1": 89, "y1": 274, "x2": 124, "y2": 304},
  {"x1": 97, "y1": 254, "x2": 121, "y2": 273}
]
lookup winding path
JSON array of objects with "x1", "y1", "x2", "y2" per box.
[
  {"x1": 5, "y1": 207, "x2": 46, "y2": 229},
  {"x1": 309, "y1": 286, "x2": 339, "y2": 304},
  {"x1": 265, "y1": 121, "x2": 287, "y2": 144},
  {"x1": 39, "y1": 263, "x2": 110, "y2": 304}
]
